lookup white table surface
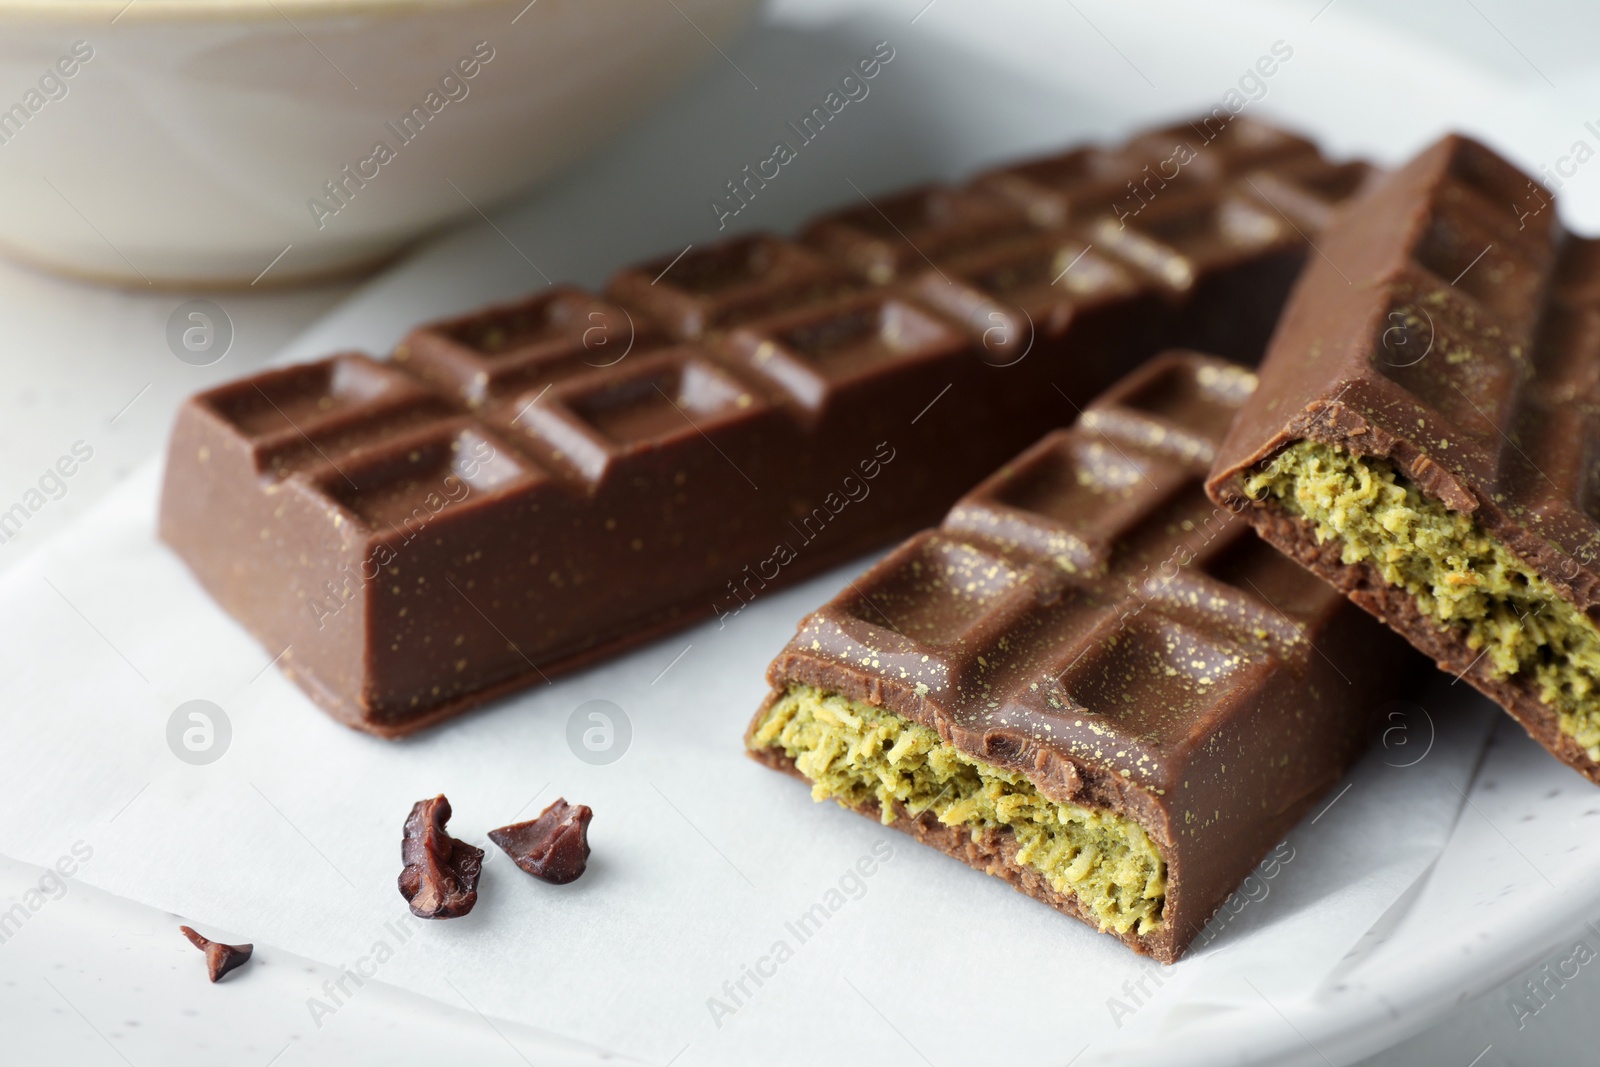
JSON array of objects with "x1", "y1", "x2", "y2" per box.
[{"x1": 4, "y1": 1, "x2": 1600, "y2": 1064}]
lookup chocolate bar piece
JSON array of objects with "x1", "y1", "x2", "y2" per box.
[
  {"x1": 747, "y1": 352, "x2": 1417, "y2": 962},
  {"x1": 160, "y1": 117, "x2": 1367, "y2": 736},
  {"x1": 1208, "y1": 134, "x2": 1600, "y2": 784}
]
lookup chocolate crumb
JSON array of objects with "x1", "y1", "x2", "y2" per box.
[
  {"x1": 399, "y1": 794, "x2": 484, "y2": 919},
  {"x1": 488, "y1": 798, "x2": 592, "y2": 884},
  {"x1": 178, "y1": 926, "x2": 252, "y2": 982}
]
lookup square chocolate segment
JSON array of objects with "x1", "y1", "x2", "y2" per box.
[
  {"x1": 1122, "y1": 115, "x2": 1321, "y2": 183},
  {"x1": 908, "y1": 233, "x2": 1155, "y2": 367},
  {"x1": 1093, "y1": 190, "x2": 1288, "y2": 292},
  {"x1": 946, "y1": 432, "x2": 1193, "y2": 574},
  {"x1": 801, "y1": 185, "x2": 1033, "y2": 283},
  {"x1": 204, "y1": 354, "x2": 434, "y2": 459},
  {"x1": 314, "y1": 423, "x2": 540, "y2": 531},
  {"x1": 201, "y1": 354, "x2": 456, "y2": 483},
  {"x1": 499, "y1": 350, "x2": 766, "y2": 486},
  {"x1": 724, "y1": 292, "x2": 970, "y2": 414},
  {"x1": 397, "y1": 288, "x2": 658, "y2": 408},
  {"x1": 973, "y1": 146, "x2": 1143, "y2": 228},
  {"x1": 838, "y1": 532, "x2": 1033, "y2": 647},
  {"x1": 607, "y1": 236, "x2": 852, "y2": 339}
]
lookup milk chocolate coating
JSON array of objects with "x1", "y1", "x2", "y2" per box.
[
  {"x1": 159, "y1": 117, "x2": 1367, "y2": 736},
  {"x1": 1207, "y1": 134, "x2": 1600, "y2": 783},
  {"x1": 750, "y1": 352, "x2": 1419, "y2": 962}
]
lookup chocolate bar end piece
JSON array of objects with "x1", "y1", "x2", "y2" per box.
[
  {"x1": 178, "y1": 925, "x2": 253, "y2": 982},
  {"x1": 488, "y1": 798, "x2": 593, "y2": 884},
  {"x1": 1207, "y1": 133, "x2": 1600, "y2": 784},
  {"x1": 750, "y1": 352, "x2": 1416, "y2": 962},
  {"x1": 399, "y1": 795, "x2": 484, "y2": 919}
]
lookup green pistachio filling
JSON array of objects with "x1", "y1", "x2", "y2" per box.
[
  {"x1": 751, "y1": 684, "x2": 1166, "y2": 935},
  {"x1": 1244, "y1": 440, "x2": 1600, "y2": 759}
]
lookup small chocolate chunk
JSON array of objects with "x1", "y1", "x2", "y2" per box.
[
  {"x1": 178, "y1": 925, "x2": 253, "y2": 982},
  {"x1": 488, "y1": 798, "x2": 593, "y2": 884},
  {"x1": 398, "y1": 794, "x2": 484, "y2": 919}
]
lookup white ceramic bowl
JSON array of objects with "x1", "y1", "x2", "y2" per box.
[{"x1": 0, "y1": 0, "x2": 757, "y2": 286}]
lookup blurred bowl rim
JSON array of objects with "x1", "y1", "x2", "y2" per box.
[{"x1": 0, "y1": 0, "x2": 525, "y2": 23}]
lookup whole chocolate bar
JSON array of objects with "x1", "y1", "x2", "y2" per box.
[
  {"x1": 160, "y1": 117, "x2": 1367, "y2": 736},
  {"x1": 747, "y1": 352, "x2": 1417, "y2": 962},
  {"x1": 1208, "y1": 134, "x2": 1600, "y2": 784}
]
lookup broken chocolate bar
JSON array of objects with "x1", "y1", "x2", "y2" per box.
[
  {"x1": 178, "y1": 925, "x2": 253, "y2": 982},
  {"x1": 488, "y1": 798, "x2": 593, "y2": 884},
  {"x1": 747, "y1": 352, "x2": 1418, "y2": 962},
  {"x1": 159, "y1": 117, "x2": 1368, "y2": 737},
  {"x1": 399, "y1": 795, "x2": 483, "y2": 919},
  {"x1": 1208, "y1": 134, "x2": 1600, "y2": 785}
]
